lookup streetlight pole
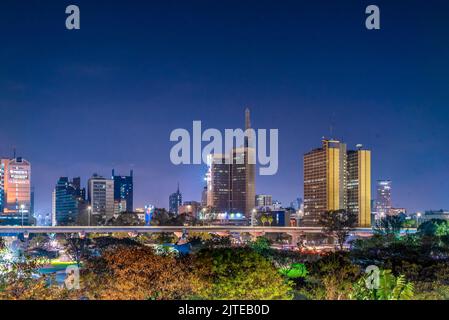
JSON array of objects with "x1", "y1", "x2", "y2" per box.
[
  {"x1": 88, "y1": 206, "x2": 92, "y2": 226},
  {"x1": 416, "y1": 212, "x2": 422, "y2": 226}
]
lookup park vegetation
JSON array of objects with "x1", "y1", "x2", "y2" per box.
[{"x1": 1, "y1": 217, "x2": 449, "y2": 300}]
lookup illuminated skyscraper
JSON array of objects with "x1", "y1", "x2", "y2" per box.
[
  {"x1": 169, "y1": 183, "x2": 182, "y2": 214},
  {"x1": 88, "y1": 174, "x2": 114, "y2": 221},
  {"x1": 303, "y1": 139, "x2": 347, "y2": 226},
  {"x1": 206, "y1": 109, "x2": 256, "y2": 217},
  {"x1": 207, "y1": 154, "x2": 231, "y2": 212},
  {"x1": 53, "y1": 177, "x2": 86, "y2": 225},
  {"x1": 0, "y1": 157, "x2": 32, "y2": 225},
  {"x1": 112, "y1": 169, "x2": 133, "y2": 212},
  {"x1": 347, "y1": 146, "x2": 371, "y2": 227},
  {"x1": 376, "y1": 180, "x2": 392, "y2": 217}
]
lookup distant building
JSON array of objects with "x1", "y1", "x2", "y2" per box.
[
  {"x1": 88, "y1": 174, "x2": 114, "y2": 221},
  {"x1": 179, "y1": 201, "x2": 201, "y2": 217},
  {"x1": 201, "y1": 186, "x2": 207, "y2": 207},
  {"x1": 347, "y1": 146, "x2": 371, "y2": 227},
  {"x1": 303, "y1": 139, "x2": 347, "y2": 226},
  {"x1": 422, "y1": 210, "x2": 449, "y2": 222},
  {"x1": 390, "y1": 208, "x2": 406, "y2": 215},
  {"x1": 375, "y1": 180, "x2": 392, "y2": 217},
  {"x1": 256, "y1": 194, "x2": 273, "y2": 208},
  {"x1": 0, "y1": 157, "x2": 32, "y2": 225},
  {"x1": 169, "y1": 184, "x2": 182, "y2": 214},
  {"x1": 272, "y1": 200, "x2": 283, "y2": 210},
  {"x1": 112, "y1": 169, "x2": 133, "y2": 212},
  {"x1": 114, "y1": 199, "x2": 127, "y2": 215},
  {"x1": 53, "y1": 177, "x2": 86, "y2": 225}
]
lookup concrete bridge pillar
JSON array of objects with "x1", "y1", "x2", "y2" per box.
[{"x1": 288, "y1": 232, "x2": 303, "y2": 247}]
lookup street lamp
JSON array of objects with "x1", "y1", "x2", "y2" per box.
[
  {"x1": 416, "y1": 212, "x2": 422, "y2": 226},
  {"x1": 251, "y1": 208, "x2": 257, "y2": 227},
  {"x1": 87, "y1": 206, "x2": 92, "y2": 226}
]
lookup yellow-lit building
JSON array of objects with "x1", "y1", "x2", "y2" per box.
[
  {"x1": 303, "y1": 139, "x2": 347, "y2": 226},
  {"x1": 347, "y1": 147, "x2": 371, "y2": 227},
  {"x1": 303, "y1": 139, "x2": 371, "y2": 228}
]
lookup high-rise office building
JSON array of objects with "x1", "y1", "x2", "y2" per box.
[
  {"x1": 303, "y1": 139, "x2": 347, "y2": 226},
  {"x1": 169, "y1": 184, "x2": 182, "y2": 214},
  {"x1": 112, "y1": 169, "x2": 133, "y2": 212},
  {"x1": 201, "y1": 186, "x2": 207, "y2": 207},
  {"x1": 347, "y1": 146, "x2": 371, "y2": 227},
  {"x1": 256, "y1": 194, "x2": 273, "y2": 208},
  {"x1": 206, "y1": 109, "x2": 256, "y2": 217},
  {"x1": 53, "y1": 177, "x2": 86, "y2": 225},
  {"x1": 207, "y1": 153, "x2": 231, "y2": 212},
  {"x1": 0, "y1": 157, "x2": 32, "y2": 225},
  {"x1": 88, "y1": 174, "x2": 114, "y2": 221},
  {"x1": 376, "y1": 180, "x2": 392, "y2": 217}
]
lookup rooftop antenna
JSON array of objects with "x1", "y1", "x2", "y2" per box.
[
  {"x1": 245, "y1": 107, "x2": 251, "y2": 130},
  {"x1": 329, "y1": 112, "x2": 336, "y2": 139},
  {"x1": 245, "y1": 107, "x2": 252, "y2": 148},
  {"x1": 13, "y1": 147, "x2": 16, "y2": 159}
]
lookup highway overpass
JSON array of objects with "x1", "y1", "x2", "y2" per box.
[{"x1": 0, "y1": 225, "x2": 374, "y2": 234}]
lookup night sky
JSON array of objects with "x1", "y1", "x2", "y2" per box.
[{"x1": 1, "y1": 0, "x2": 448, "y2": 213}]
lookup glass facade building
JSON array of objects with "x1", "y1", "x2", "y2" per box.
[
  {"x1": 169, "y1": 184, "x2": 182, "y2": 214},
  {"x1": 53, "y1": 177, "x2": 85, "y2": 225},
  {"x1": 0, "y1": 157, "x2": 32, "y2": 225},
  {"x1": 112, "y1": 169, "x2": 133, "y2": 212}
]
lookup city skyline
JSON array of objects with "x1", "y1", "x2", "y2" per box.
[{"x1": 1, "y1": 0, "x2": 449, "y2": 214}]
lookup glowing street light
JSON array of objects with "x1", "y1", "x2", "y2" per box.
[{"x1": 87, "y1": 206, "x2": 92, "y2": 226}]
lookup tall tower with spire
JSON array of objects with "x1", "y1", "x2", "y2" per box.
[
  {"x1": 207, "y1": 108, "x2": 256, "y2": 219},
  {"x1": 229, "y1": 108, "x2": 256, "y2": 217},
  {"x1": 169, "y1": 183, "x2": 182, "y2": 214}
]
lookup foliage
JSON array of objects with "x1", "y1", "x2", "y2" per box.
[
  {"x1": 418, "y1": 219, "x2": 449, "y2": 237},
  {"x1": 279, "y1": 263, "x2": 308, "y2": 279},
  {"x1": 306, "y1": 252, "x2": 361, "y2": 300},
  {"x1": 63, "y1": 235, "x2": 91, "y2": 267},
  {"x1": 81, "y1": 245, "x2": 196, "y2": 300},
  {"x1": 203, "y1": 235, "x2": 232, "y2": 249},
  {"x1": 107, "y1": 213, "x2": 144, "y2": 226},
  {"x1": 0, "y1": 258, "x2": 74, "y2": 300},
  {"x1": 91, "y1": 236, "x2": 142, "y2": 254},
  {"x1": 402, "y1": 219, "x2": 417, "y2": 229},
  {"x1": 154, "y1": 232, "x2": 176, "y2": 244},
  {"x1": 373, "y1": 215, "x2": 404, "y2": 236},
  {"x1": 319, "y1": 210, "x2": 358, "y2": 250},
  {"x1": 249, "y1": 236, "x2": 272, "y2": 255},
  {"x1": 193, "y1": 248, "x2": 293, "y2": 300},
  {"x1": 151, "y1": 208, "x2": 186, "y2": 226},
  {"x1": 350, "y1": 269, "x2": 414, "y2": 300}
]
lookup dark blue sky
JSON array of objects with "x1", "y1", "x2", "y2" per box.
[{"x1": 1, "y1": 0, "x2": 448, "y2": 213}]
